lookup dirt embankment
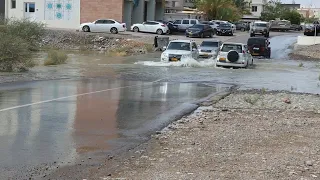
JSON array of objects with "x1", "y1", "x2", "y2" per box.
[
  {"x1": 42, "y1": 29, "x2": 154, "y2": 56},
  {"x1": 290, "y1": 44, "x2": 320, "y2": 60},
  {"x1": 90, "y1": 91, "x2": 320, "y2": 180}
]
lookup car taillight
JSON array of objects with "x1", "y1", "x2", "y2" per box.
[
  {"x1": 242, "y1": 50, "x2": 246, "y2": 54},
  {"x1": 261, "y1": 47, "x2": 265, "y2": 51},
  {"x1": 161, "y1": 24, "x2": 166, "y2": 27}
]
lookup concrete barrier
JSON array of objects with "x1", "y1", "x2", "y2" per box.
[{"x1": 297, "y1": 36, "x2": 320, "y2": 45}]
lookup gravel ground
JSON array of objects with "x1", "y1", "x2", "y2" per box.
[
  {"x1": 98, "y1": 91, "x2": 320, "y2": 180},
  {"x1": 290, "y1": 44, "x2": 320, "y2": 60}
]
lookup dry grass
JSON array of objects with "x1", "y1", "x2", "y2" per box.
[{"x1": 44, "y1": 50, "x2": 68, "y2": 66}]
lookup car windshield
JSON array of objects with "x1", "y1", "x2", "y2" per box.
[
  {"x1": 190, "y1": 24, "x2": 204, "y2": 29},
  {"x1": 255, "y1": 23, "x2": 267, "y2": 27},
  {"x1": 201, "y1": 41, "x2": 219, "y2": 47},
  {"x1": 247, "y1": 38, "x2": 266, "y2": 46},
  {"x1": 219, "y1": 24, "x2": 231, "y2": 28},
  {"x1": 167, "y1": 42, "x2": 190, "y2": 51},
  {"x1": 221, "y1": 44, "x2": 242, "y2": 53}
]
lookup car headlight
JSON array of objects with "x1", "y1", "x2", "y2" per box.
[{"x1": 162, "y1": 53, "x2": 168, "y2": 58}]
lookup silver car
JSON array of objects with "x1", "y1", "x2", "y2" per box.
[{"x1": 198, "y1": 40, "x2": 222, "y2": 58}]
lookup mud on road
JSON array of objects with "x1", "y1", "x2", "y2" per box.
[{"x1": 99, "y1": 90, "x2": 320, "y2": 180}]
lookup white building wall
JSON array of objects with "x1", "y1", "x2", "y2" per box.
[{"x1": 6, "y1": 0, "x2": 80, "y2": 29}]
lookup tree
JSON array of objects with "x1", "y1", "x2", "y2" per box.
[
  {"x1": 281, "y1": 10, "x2": 302, "y2": 24},
  {"x1": 260, "y1": 0, "x2": 302, "y2": 24},
  {"x1": 195, "y1": 0, "x2": 241, "y2": 21},
  {"x1": 260, "y1": 0, "x2": 284, "y2": 21},
  {"x1": 233, "y1": 0, "x2": 251, "y2": 15}
]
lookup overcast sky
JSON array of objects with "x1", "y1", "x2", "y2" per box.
[{"x1": 281, "y1": 0, "x2": 320, "y2": 7}]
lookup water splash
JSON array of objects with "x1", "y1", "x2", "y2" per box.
[{"x1": 134, "y1": 57, "x2": 217, "y2": 68}]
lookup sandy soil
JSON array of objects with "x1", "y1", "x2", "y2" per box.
[
  {"x1": 290, "y1": 44, "x2": 320, "y2": 60},
  {"x1": 91, "y1": 91, "x2": 320, "y2": 180}
]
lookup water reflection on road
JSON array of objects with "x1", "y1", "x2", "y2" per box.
[{"x1": 0, "y1": 78, "x2": 230, "y2": 178}]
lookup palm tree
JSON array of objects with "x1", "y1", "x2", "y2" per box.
[{"x1": 195, "y1": 0, "x2": 240, "y2": 21}]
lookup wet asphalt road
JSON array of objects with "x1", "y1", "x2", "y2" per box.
[
  {"x1": 0, "y1": 78, "x2": 231, "y2": 179},
  {"x1": 1, "y1": 31, "x2": 320, "y2": 179}
]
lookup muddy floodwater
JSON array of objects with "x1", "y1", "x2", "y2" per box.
[{"x1": 0, "y1": 33, "x2": 320, "y2": 179}]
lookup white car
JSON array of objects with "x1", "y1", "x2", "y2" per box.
[
  {"x1": 216, "y1": 43, "x2": 253, "y2": 68},
  {"x1": 80, "y1": 19, "x2": 126, "y2": 34},
  {"x1": 131, "y1": 21, "x2": 169, "y2": 35},
  {"x1": 198, "y1": 40, "x2": 222, "y2": 58},
  {"x1": 161, "y1": 40, "x2": 199, "y2": 62}
]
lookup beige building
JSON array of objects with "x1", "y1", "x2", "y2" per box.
[
  {"x1": 165, "y1": 0, "x2": 195, "y2": 13},
  {"x1": 298, "y1": 8, "x2": 320, "y2": 19}
]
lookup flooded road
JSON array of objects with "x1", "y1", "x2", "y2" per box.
[
  {"x1": 1, "y1": 32, "x2": 320, "y2": 179},
  {"x1": 0, "y1": 78, "x2": 230, "y2": 179}
]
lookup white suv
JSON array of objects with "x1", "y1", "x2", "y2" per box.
[
  {"x1": 161, "y1": 40, "x2": 199, "y2": 62},
  {"x1": 216, "y1": 43, "x2": 253, "y2": 68}
]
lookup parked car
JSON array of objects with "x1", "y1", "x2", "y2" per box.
[
  {"x1": 209, "y1": 20, "x2": 226, "y2": 33},
  {"x1": 216, "y1": 43, "x2": 253, "y2": 68},
  {"x1": 250, "y1": 21, "x2": 270, "y2": 37},
  {"x1": 198, "y1": 40, "x2": 222, "y2": 58},
  {"x1": 80, "y1": 19, "x2": 126, "y2": 34},
  {"x1": 247, "y1": 37, "x2": 271, "y2": 58},
  {"x1": 185, "y1": 24, "x2": 215, "y2": 38},
  {"x1": 304, "y1": 24, "x2": 320, "y2": 36},
  {"x1": 131, "y1": 21, "x2": 169, "y2": 35},
  {"x1": 161, "y1": 40, "x2": 199, "y2": 62},
  {"x1": 269, "y1": 19, "x2": 291, "y2": 32},
  {"x1": 173, "y1": 19, "x2": 200, "y2": 32},
  {"x1": 156, "y1": 20, "x2": 179, "y2": 34},
  {"x1": 223, "y1": 21, "x2": 236, "y2": 33},
  {"x1": 216, "y1": 23, "x2": 233, "y2": 36},
  {"x1": 291, "y1": 24, "x2": 303, "y2": 31},
  {"x1": 234, "y1": 22, "x2": 248, "y2": 31}
]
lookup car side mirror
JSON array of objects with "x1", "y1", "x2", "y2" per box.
[{"x1": 163, "y1": 46, "x2": 166, "y2": 50}]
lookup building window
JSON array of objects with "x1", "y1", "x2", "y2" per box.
[
  {"x1": 11, "y1": 0, "x2": 16, "y2": 9},
  {"x1": 252, "y1": 6, "x2": 257, "y2": 12},
  {"x1": 172, "y1": 1, "x2": 175, "y2": 7}
]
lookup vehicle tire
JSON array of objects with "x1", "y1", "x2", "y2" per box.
[
  {"x1": 133, "y1": 26, "x2": 139, "y2": 32},
  {"x1": 250, "y1": 33, "x2": 255, "y2": 37},
  {"x1": 156, "y1": 29, "x2": 163, "y2": 35},
  {"x1": 227, "y1": 50, "x2": 239, "y2": 63},
  {"x1": 110, "y1": 27, "x2": 118, "y2": 34},
  {"x1": 82, "y1": 26, "x2": 90, "y2": 32},
  {"x1": 244, "y1": 62, "x2": 249, "y2": 69},
  {"x1": 267, "y1": 50, "x2": 271, "y2": 59},
  {"x1": 230, "y1": 33, "x2": 233, "y2": 36},
  {"x1": 209, "y1": 32, "x2": 213, "y2": 38},
  {"x1": 241, "y1": 27, "x2": 245, "y2": 32},
  {"x1": 213, "y1": 29, "x2": 217, "y2": 35},
  {"x1": 251, "y1": 58, "x2": 254, "y2": 65}
]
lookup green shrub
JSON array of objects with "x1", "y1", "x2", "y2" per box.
[
  {"x1": 44, "y1": 50, "x2": 68, "y2": 66},
  {"x1": 0, "y1": 19, "x2": 46, "y2": 71},
  {"x1": 5, "y1": 19, "x2": 45, "y2": 51},
  {"x1": 0, "y1": 32, "x2": 34, "y2": 72}
]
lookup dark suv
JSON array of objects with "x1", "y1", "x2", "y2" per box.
[
  {"x1": 304, "y1": 23, "x2": 320, "y2": 36},
  {"x1": 247, "y1": 37, "x2": 271, "y2": 58}
]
